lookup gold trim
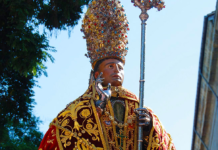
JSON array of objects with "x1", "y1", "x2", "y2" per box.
[
  {"x1": 103, "y1": 86, "x2": 139, "y2": 102},
  {"x1": 90, "y1": 99, "x2": 107, "y2": 150},
  {"x1": 52, "y1": 119, "x2": 63, "y2": 150},
  {"x1": 100, "y1": 117, "x2": 110, "y2": 149},
  {"x1": 123, "y1": 100, "x2": 129, "y2": 150},
  {"x1": 119, "y1": 96, "x2": 139, "y2": 102},
  {"x1": 147, "y1": 115, "x2": 155, "y2": 150},
  {"x1": 107, "y1": 100, "x2": 119, "y2": 147},
  {"x1": 134, "y1": 102, "x2": 139, "y2": 150}
]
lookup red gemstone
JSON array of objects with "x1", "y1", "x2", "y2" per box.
[
  {"x1": 122, "y1": 34, "x2": 124, "y2": 36},
  {"x1": 126, "y1": 24, "x2": 128, "y2": 27},
  {"x1": 120, "y1": 31, "x2": 122, "y2": 33},
  {"x1": 163, "y1": 6, "x2": 165, "y2": 8},
  {"x1": 108, "y1": 40, "x2": 110, "y2": 43},
  {"x1": 114, "y1": 26, "x2": 116, "y2": 28},
  {"x1": 118, "y1": 46, "x2": 121, "y2": 49},
  {"x1": 125, "y1": 35, "x2": 127, "y2": 38},
  {"x1": 88, "y1": 20, "x2": 91, "y2": 22},
  {"x1": 94, "y1": 23, "x2": 97, "y2": 26},
  {"x1": 88, "y1": 26, "x2": 91, "y2": 28},
  {"x1": 127, "y1": 28, "x2": 130, "y2": 30},
  {"x1": 97, "y1": 16, "x2": 99, "y2": 18},
  {"x1": 101, "y1": 24, "x2": 104, "y2": 26}
]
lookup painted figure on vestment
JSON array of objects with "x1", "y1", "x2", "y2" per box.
[{"x1": 38, "y1": 0, "x2": 176, "y2": 149}]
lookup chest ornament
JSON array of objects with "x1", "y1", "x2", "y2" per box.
[{"x1": 104, "y1": 108, "x2": 136, "y2": 128}]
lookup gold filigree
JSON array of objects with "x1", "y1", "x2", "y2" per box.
[
  {"x1": 73, "y1": 120, "x2": 82, "y2": 131},
  {"x1": 73, "y1": 138, "x2": 103, "y2": 150},
  {"x1": 56, "y1": 98, "x2": 96, "y2": 148},
  {"x1": 51, "y1": 129, "x2": 56, "y2": 137},
  {"x1": 58, "y1": 100, "x2": 90, "y2": 121},
  {"x1": 60, "y1": 132, "x2": 74, "y2": 148},
  {"x1": 61, "y1": 119, "x2": 69, "y2": 127},
  {"x1": 47, "y1": 139, "x2": 54, "y2": 144},
  {"x1": 86, "y1": 123, "x2": 93, "y2": 129},
  {"x1": 52, "y1": 122, "x2": 103, "y2": 150},
  {"x1": 80, "y1": 109, "x2": 91, "y2": 118},
  {"x1": 83, "y1": 118, "x2": 100, "y2": 141},
  {"x1": 151, "y1": 133, "x2": 160, "y2": 149}
]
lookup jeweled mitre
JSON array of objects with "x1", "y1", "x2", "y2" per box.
[{"x1": 81, "y1": 0, "x2": 129, "y2": 68}]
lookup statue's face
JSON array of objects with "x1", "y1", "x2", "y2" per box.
[{"x1": 94, "y1": 59, "x2": 124, "y2": 86}]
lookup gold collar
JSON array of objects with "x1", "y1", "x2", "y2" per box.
[{"x1": 104, "y1": 86, "x2": 139, "y2": 102}]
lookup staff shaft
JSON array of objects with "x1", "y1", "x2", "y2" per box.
[{"x1": 138, "y1": 19, "x2": 147, "y2": 150}]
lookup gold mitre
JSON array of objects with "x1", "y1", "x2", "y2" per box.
[{"x1": 81, "y1": 0, "x2": 130, "y2": 69}]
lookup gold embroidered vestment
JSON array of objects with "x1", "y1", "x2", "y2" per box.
[{"x1": 38, "y1": 82, "x2": 176, "y2": 150}]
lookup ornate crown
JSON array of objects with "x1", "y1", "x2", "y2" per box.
[{"x1": 81, "y1": 0, "x2": 129, "y2": 68}]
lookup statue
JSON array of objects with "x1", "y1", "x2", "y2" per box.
[{"x1": 38, "y1": 0, "x2": 176, "y2": 149}]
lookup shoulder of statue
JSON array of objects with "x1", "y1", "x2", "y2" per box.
[
  {"x1": 46, "y1": 86, "x2": 105, "y2": 150},
  {"x1": 113, "y1": 86, "x2": 139, "y2": 102},
  {"x1": 56, "y1": 88, "x2": 95, "y2": 119},
  {"x1": 146, "y1": 107, "x2": 176, "y2": 150},
  {"x1": 39, "y1": 121, "x2": 60, "y2": 150}
]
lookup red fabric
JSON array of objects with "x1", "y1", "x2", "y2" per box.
[
  {"x1": 149, "y1": 109, "x2": 176, "y2": 150},
  {"x1": 38, "y1": 125, "x2": 59, "y2": 150}
]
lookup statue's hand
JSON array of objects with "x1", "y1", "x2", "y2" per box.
[
  {"x1": 95, "y1": 72, "x2": 111, "y2": 109},
  {"x1": 134, "y1": 108, "x2": 151, "y2": 127}
]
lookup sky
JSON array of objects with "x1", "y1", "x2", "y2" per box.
[{"x1": 33, "y1": 0, "x2": 217, "y2": 149}]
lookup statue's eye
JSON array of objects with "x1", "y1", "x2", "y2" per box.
[
  {"x1": 109, "y1": 65, "x2": 113, "y2": 68},
  {"x1": 118, "y1": 65, "x2": 123, "y2": 70}
]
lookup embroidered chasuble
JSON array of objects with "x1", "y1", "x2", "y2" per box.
[{"x1": 38, "y1": 82, "x2": 176, "y2": 150}]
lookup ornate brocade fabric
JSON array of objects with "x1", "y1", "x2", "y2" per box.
[{"x1": 38, "y1": 82, "x2": 176, "y2": 150}]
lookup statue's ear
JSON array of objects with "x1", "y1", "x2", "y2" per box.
[{"x1": 94, "y1": 71, "x2": 99, "y2": 79}]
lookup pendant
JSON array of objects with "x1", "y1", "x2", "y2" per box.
[
  {"x1": 116, "y1": 129, "x2": 127, "y2": 150},
  {"x1": 111, "y1": 98, "x2": 125, "y2": 123}
]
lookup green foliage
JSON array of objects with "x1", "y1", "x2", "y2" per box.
[
  {"x1": 0, "y1": 0, "x2": 90, "y2": 149},
  {"x1": 37, "y1": 0, "x2": 90, "y2": 30}
]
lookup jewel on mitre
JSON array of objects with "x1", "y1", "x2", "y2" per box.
[{"x1": 157, "y1": 3, "x2": 165, "y2": 11}]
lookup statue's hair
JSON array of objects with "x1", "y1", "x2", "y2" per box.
[{"x1": 93, "y1": 58, "x2": 123, "y2": 79}]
